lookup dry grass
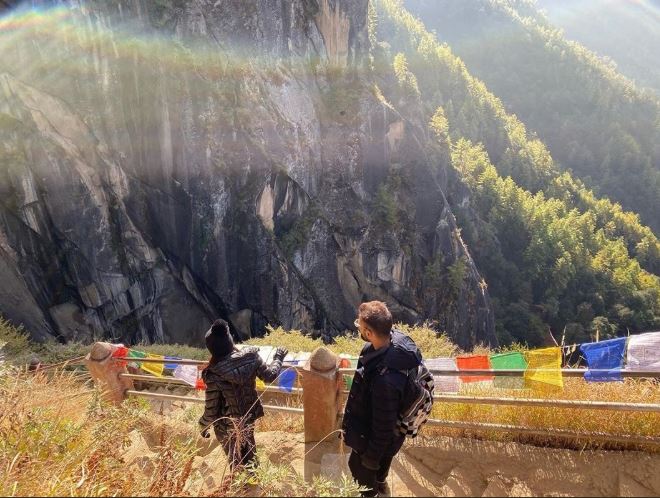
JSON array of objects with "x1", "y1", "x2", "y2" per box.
[
  {"x1": 427, "y1": 378, "x2": 660, "y2": 451},
  {"x1": 247, "y1": 322, "x2": 459, "y2": 358},
  {"x1": 2, "y1": 318, "x2": 660, "y2": 497},
  {"x1": 0, "y1": 367, "x2": 359, "y2": 497},
  {"x1": 0, "y1": 368, "x2": 213, "y2": 496}
]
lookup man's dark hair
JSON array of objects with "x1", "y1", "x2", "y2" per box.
[{"x1": 358, "y1": 301, "x2": 393, "y2": 337}]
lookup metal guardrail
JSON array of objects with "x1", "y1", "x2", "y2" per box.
[
  {"x1": 432, "y1": 395, "x2": 660, "y2": 412},
  {"x1": 425, "y1": 419, "x2": 660, "y2": 446},
  {"x1": 114, "y1": 355, "x2": 660, "y2": 446},
  {"x1": 125, "y1": 389, "x2": 304, "y2": 415},
  {"x1": 339, "y1": 368, "x2": 660, "y2": 378},
  {"x1": 120, "y1": 373, "x2": 303, "y2": 394}
]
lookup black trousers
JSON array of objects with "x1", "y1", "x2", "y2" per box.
[
  {"x1": 219, "y1": 423, "x2": 257, "y2": 471},
  {"x1": 348, "y1": 437, "x2": 404, "y2": 497}
]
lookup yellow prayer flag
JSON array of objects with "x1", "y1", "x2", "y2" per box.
[
  {"x1": 256, "y1": 378, "x2": 266, "y2": 390},
  {"x1": 141, "y1": 354, "x2": 165, "y2": 377},
  {"x1": 524, "y1": 347, "x2": 563, "y2": 391}
]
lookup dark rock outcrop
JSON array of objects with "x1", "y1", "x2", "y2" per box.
[{"x1": 0, "y1": 0, "x2": 495, "y2": 348}]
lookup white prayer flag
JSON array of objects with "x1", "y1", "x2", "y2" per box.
[
  {"x1": 627, "y1": 332, "x2": 660, "y2": 371},
  {"x1": 258, "y1": 346, "x2": 275, "y2": 364},
  {"x1": 425, "y1": 357, "x2": 460, "y2": 393},
  {"x1": 283, "y1": 352, "x2": 297, "y2": 364},
  {"x1": 173, "y1": 364, "x2": 198, "y2": 387},
  {"x1": 295, "y1": 351, "x2": 311, "y2": 363}
]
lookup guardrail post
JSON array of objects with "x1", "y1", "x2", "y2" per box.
[
  {"x1": 300, "y1": 346, "x2": 341, "y2": 442},
  {"x1": 300, "y1": 346, "x2": 343, "y2": 481},
  {"x1": 85, "y1": 342, "x2": 134, "y2": 405}
]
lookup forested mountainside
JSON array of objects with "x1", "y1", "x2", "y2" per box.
[
  {"x1": 0, "y1": 0, "x2": 657, "y2": 348},
  {"x1": 537, "y1": 0, "x2": 660, "y2": 96},
  {"x1": 375, "y1": 0, "x2": 660, "y2": 345},
  {"x1": 403, "y1": 0, "x2": 660, "y2": 236}
]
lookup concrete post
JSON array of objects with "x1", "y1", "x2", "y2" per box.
[
  {"x1": 85, "y1": 342, "x2": 134, "y2": 405},
  {"x1": 300, "y1": 346, "x2": 344, "y2": 481},
  {"x1": 300, "y1": 346, "x2": 342, "y2": 443}
]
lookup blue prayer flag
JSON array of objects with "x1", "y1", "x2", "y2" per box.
[
  {"x1": 580, "y1": 337, "x2": 626, "y2": 382},
  {"x1": 164, "y1": 356, "x2": 181, "y2": 370},
  {"x1": 278, "y1": 368, "x2": 297, "y2": 393}
]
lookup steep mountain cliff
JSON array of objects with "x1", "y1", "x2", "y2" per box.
[{"x1": 0, "y1": 0, "x2": 495, "y2": 348}]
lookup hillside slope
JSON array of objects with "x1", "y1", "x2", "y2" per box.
[
  {"x1": 538, "y1": 0, "x2": 660, "y2": 96},
  {"x1": 375, "y1": 0, "x2": 660, "y2": 344},
  {"x1": 403, "y1": 0, "x2": 660, "y2": 234}
]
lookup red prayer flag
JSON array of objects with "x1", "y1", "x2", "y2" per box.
[
  {"x1": 111, "y1": 345, "x2": 129, "y2": 367},
  {"x1": 456, "y1": 355, "x2": 493, "y2": 383},
  {"x1": 195, "y1": 378, "x2": 207, "y2": 390}
]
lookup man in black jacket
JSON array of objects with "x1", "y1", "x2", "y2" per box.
[
  {"x1": 342, "y1": 301, "x2": 423, "y2": 497},
  {"x1": 198, "y1": 319, "x2": 288, "y2": 471}
]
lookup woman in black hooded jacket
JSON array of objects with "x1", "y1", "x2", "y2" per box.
[{"x1": 198, "y1": 319, "x2": 288, "y2": 471}]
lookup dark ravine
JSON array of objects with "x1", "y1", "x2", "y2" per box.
[{"x1": 0, "y1": 0, "x2": 495, "y2": 349}]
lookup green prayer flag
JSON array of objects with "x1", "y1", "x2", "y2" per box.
[
  {"x1": 127, "y1": 349, "x2": 146, "y2": 368},
  {"x1": 343, "y1": 374, "x2": 353, "y2": 390},
  {"x1": 490, "y1": 351, "x2": 527, "y2": 389}
]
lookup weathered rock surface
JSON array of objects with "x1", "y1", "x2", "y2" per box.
[{"x1": 0, "y1": 0, "x2": 495, "y2": 348}]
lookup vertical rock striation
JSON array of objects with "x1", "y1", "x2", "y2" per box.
[{"x1": 0, "y1": 0, "x2": 495, "y2": 348}]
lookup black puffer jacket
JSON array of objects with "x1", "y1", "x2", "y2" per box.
[
  {"x1": 342, "y1": 330, "x2": 422, "y2": 468},
  {"x1": 199, "y1": 347, "x2": 284, "y2": 438}
]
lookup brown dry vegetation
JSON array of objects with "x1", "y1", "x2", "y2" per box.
[{"x1": 1, "y1": 319, "x2": 659, "y2": 496}]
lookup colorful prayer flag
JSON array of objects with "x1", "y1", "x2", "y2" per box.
[
  {"x1": 456, "y1": 355, "x2": 493, "y2": 383},
  {"x1": 112, "y1": 345, "x2": 129, "y2": 367},
  {"x1": 141, "y1": 354, "x2": 165, "y2": 377},
  {"x1": 295, "y1": 352, "x2": 311, "y2": 368},
  {"x1": 195, "y1": 378, "x2": 207, "y2": 390},
  {"x1": 173, "y1": 364, "x2": 198, "y2": 387},
  {"x1": 127, "y1": 349, "x2": 146, "y2": 368},
  {"x1": 338, "y1": 354, "x2": 356, "y2": 369},
  {"x1": 283, "y1": 352, "x2": 296, "y2": 364},
  {"x1": 343, "y1": 374, "x2": 354, "y2": 390},
  {"x1": 627, "y1": 332, "x2": 660, "y2": 372},
  {"x1": 256, "y1": 378, "x2": 266, "y2": 390},
  {"x1": 580, "y1": 337, "x2": 626, "y2": 382},
  {"x1": 524, "y1": 347, "x2": 563, "y2": 391},
  {"x1": 343, "y1": 358, "x2": 358, "y2": 390},
  {"x1": 278, "y1": 368, "x2": 297, "y2": 393},
  {"x1": 490, "y1": 352, "x2": 527, "y2": 389},
  {"x1": 425, "y1": 358, "x2": 460, "y2": 393},
  {"x1": 164, "y1": 356, "x2": 181, "y2": 370}
]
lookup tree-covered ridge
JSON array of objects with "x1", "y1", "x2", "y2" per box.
[
  {"x1": 450, "y1": 139, "x2": 660, "y2": 345},
  {"x1": 402, "y1": 0, "x2": 660, "y2": 233},
  {"x1": 373, "y1": 0, "x2": 660, "y2": 344},
  {"x1": 537, "y1": 0, "x2": 660, "y2": 96},
  {"x1": 374, "y1": 0, "x2": 659, "y2": 275},
  {"x1": 376, "y1": 0, "x2": 556, "y2": 192}
]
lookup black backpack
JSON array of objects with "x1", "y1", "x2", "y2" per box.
[{"x1": 396, "y1": 364, "x2": 435, "y2": 438}]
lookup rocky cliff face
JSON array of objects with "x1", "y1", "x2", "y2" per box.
[{"x1": 0, "y1": 0, "x2": 495, "y2": 348}]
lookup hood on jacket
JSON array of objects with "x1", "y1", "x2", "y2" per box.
[
  {"x1": 360, "y1": 329, "x2": 422, "y2": 371},
  {"x1": 205, "y1": 347, "x2": 258, "y2": 385}
]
